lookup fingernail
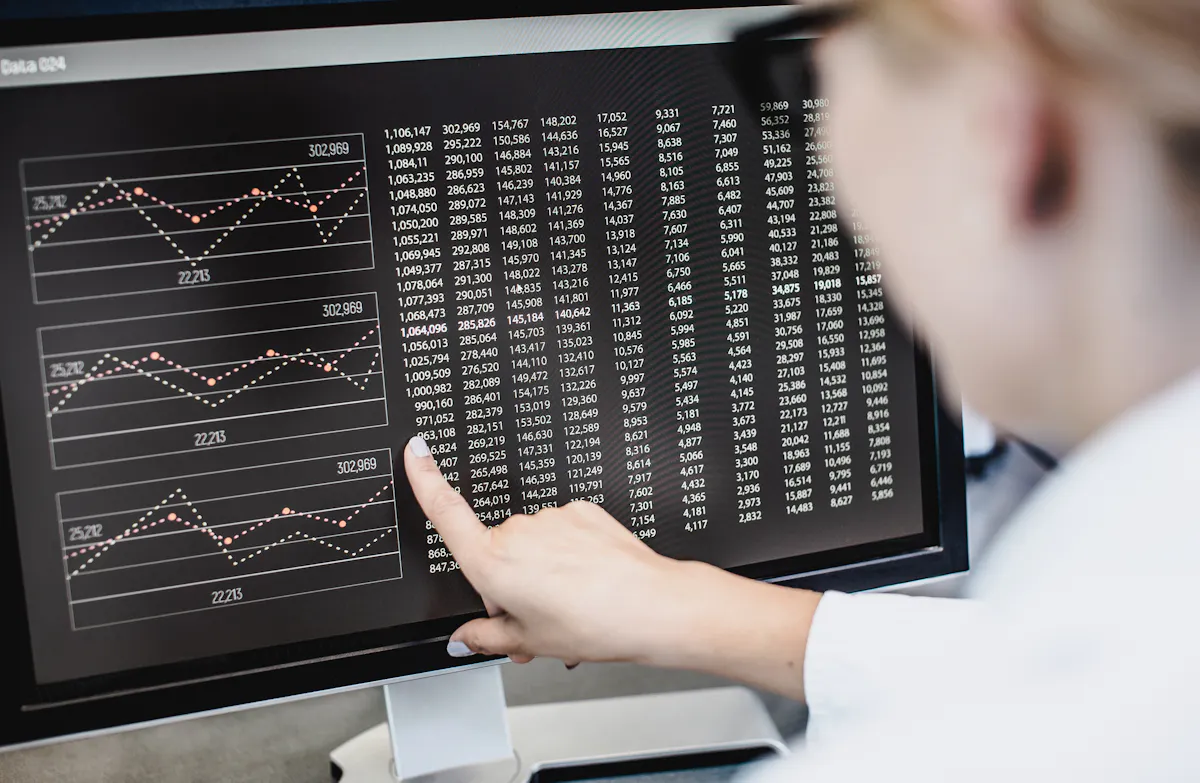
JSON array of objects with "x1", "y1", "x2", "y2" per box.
[
  {"x1": 409, "y1": 436, "x2": 431, "y2": 458},
  {"x1": 446, "y1": 640, "x2": 475, "y2": 658}
]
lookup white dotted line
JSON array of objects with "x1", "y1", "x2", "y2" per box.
[
  {"x1": 48, "y1": 348, "x2": 378, "y2": 413},
  {"x1": 119, "y1": 171, "x2": 292, "y2": 266},
  {"x1": 30, "y1": 170, "x2": 288, "y2": 250},
  {"x1": 28, "y1": 168, "x2": 365, "y2": 262},
  {"x1": 68, "y1": 488, "x2": 204, "y2": 574},
  {"x1": 67, "y1": 481, "x2": 395, "y2": 575},
  {"x1": 28, "y1": 183, "x2": 112, "y2": 246},
  {"x1": 47, "y1": 331, "x2": 379, "y2": 415},
  {"x1": 358, "y1": 347, "x2": 383, "y2": 389},
  {"x1": 292, "y1": 169, "x2": 367, "y2": 243},
  {"x1": 316, "y1": 190, "x2": 368, "y2": 243},
  {"x1": 29, "y1": 168, "x2": 363, "y2": 236},
  {"x1": 232, "y1": 528, "x2": 392, "y2": 566},
  {"x1": 295, "y1": 169, "x2": 315, "y2": 214},
  {"x1": 49, "y1": 327, "x2": 377, "y2": 395}
]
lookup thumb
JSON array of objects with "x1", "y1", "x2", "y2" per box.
[{"x1": 447, "y1": 616, "x2": 526, "y2": 658}]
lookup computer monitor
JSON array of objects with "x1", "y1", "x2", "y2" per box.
[{"x1": 0, "y1": 0, "x2": 967, "y2": 753}]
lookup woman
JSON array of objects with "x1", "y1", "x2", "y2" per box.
[{"x1": 405, "y1": 0, "x2": 1200, "y2": 776}]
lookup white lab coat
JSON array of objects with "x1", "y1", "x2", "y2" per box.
[{"x1": 759, "y1": 370, "x2": 1200, "y2": 780}]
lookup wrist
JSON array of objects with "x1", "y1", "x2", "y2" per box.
[{"x1": 639, "y1": 560, "x2": 823, "y2": 701}]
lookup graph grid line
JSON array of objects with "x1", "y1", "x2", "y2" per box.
[
  {"x1": 38, "y1": 293, "x2": 389, "y2": 469},
  {"x1": 58, "y1": 449, "x2": 402, "y2": 629},
  {"x1": 20, "y1": 134, "x2": 375, "y2": 302}
]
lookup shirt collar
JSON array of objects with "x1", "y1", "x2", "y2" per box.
[{"x1": 968, "y1": 368, "x2": 1200, "y2": 601}]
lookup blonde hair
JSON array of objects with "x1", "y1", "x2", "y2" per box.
[{"x1": 870, "y1": 0, "x2": 1200, "y2": 199}]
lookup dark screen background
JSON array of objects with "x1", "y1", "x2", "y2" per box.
[
  {"x1": 0, "y1": 42, "x2": 926, "y2": 685},
  {"x1": 0, "y1": 0, "x2": 375, "y2": 19}
]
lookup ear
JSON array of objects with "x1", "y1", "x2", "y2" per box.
[
  {"x1": 1022, "y1": 98, "x2": 1077, "y2": 225},
  {"x1": 949, "y1": 0, "x2": 1078, "y2": 225}
]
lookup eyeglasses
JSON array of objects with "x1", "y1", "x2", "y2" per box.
[{"x1": 726, "y1": 3, "x2": 861, "y2": 122}]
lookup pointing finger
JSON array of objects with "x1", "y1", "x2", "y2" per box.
[{"x1": 404, "y1": 436, "x2": 489, "y2": 571}]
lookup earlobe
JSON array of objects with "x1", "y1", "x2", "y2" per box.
[{"x1": 1025, "y1": 102, "x2": 1076, "y2": 224}]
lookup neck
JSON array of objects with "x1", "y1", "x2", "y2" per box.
[
  {"x1": 1049, "y1": 101, "x2": 1200, "y2": 451},
  {"x1": 1063, "y1": 209, "x2": 1200, "y2": 450}
]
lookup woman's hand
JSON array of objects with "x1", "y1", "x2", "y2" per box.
[
  {"x1": 404, "y1": 436, "x2": 824, "y2": 701},
  {"x1": 404, "y1": 435, "x2": 689, "y2": 665}
]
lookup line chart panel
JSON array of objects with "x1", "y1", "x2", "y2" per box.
[
  {"x1": 40, "y1": 293, "x2": 388, "y2": 468},
  {"x1": 21, "y1": 134, "x2": 375, "y2": 303},
  {"x1": 59, "y1": 449, "x2": 401, "y2": 629}
]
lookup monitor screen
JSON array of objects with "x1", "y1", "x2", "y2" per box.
[{"x1": 0, "y1": 2, "x2": 965, "y2": 745}]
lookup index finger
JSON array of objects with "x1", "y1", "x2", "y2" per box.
[{"x1": 403, "y1": 436, "x2": 489, "y2": 570}]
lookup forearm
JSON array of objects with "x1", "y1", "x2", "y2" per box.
[{"x1": 640, "y1": 560, "x2": 823, "y2": 702}]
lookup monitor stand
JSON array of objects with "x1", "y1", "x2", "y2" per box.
[{"x1": 329, "y1": 664, "x2": 786, "y2": 783}]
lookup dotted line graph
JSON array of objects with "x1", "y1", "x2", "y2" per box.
[
  {"x1": 39, "y1": 294, "x2": 390, "y2": 468},
  {"x1": 66, "y1": 478, "x2": 395, "y2": 576},
  {"x1": 27, "y1": 167, "x2": 367, "y2": 266},
  {"x1": 58, "y1": 449, "x2": 403, "y2": 628},
  {"x1": 46, "y1": 326, "x2": 382, "y2": 415},
  {"x1": 20, "y1": 134, "x2": 376, "y2": 303}
]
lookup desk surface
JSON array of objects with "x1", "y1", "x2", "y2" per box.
[{"x1": 0, "y1": 662, "x2": 803, "y2": 783}]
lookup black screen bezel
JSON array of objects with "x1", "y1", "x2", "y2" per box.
[{"x1": 0, "y1": 0, "x2": 968, "y2": 749}]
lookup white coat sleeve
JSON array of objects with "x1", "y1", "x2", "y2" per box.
[{"x1": 804, "y1": 591, "x2": 985, "y2": 723}]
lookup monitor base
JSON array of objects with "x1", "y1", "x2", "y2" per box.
[{"x1": 329, "y1": 673, "x2": 786, "y2": 783}]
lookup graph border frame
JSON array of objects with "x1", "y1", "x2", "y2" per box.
[
  {"x1": 20, "y1": 132, "x2": 376, "y2": 305},
  {"x1": 57, "y1": 448, "x2": 403, "y2": 631},
  {"x1": 36, "y1": 291, "x2": 391, "y2": 470}
]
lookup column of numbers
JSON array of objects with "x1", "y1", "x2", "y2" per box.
[
  {"x1": 852, "y1": 216, "x2": 895, "y2": 502},
  {"x1": 712, "y1": 104, "x2": 762, "y2": 524},
  {"x1": 656, "y1": 108, "x2": 708, "y2": 533},
  {"x1": 387, "y1": 124, "x2": 460, "y2": 571},
  {"x1": 495, "y1": 118, "x2": 555, "y2": 515},
  {"x1": 598, "y1": 111, "x2": 656, "y2": 540},
  {"x1": 761, "y1": 103, "x2": 814, "y2": 515},
  {"x1": 446, "y1": 121, "x2": 512, "y2": 525},
  {"x1": 544, "y1": 115, "x2": 604, "y2": 504},
  {"x1": 804, "y1": 105, "x2": 854, "y2": 510}
]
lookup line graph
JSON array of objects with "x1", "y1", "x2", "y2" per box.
[
  {"x1": 59, "y1": 449, "x2": 402, "y2": 629},
  {"x1": 39, "y1": 293, "x2": 389, "y2": 468},
  {"x1": 44, "y1": 327, "x2": 382, "y2": 415},
  {"x1": 21, "y1": 134, "x2": 375, "y2": 303}
]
